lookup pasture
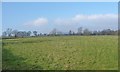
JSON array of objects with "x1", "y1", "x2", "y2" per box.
[{"x1": 2, "y1": 36, "x2": 118, "y2": 70}]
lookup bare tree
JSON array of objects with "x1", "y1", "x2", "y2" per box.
[{"x1": 6, "y1": 28, "x2": 12, "y2": 37}]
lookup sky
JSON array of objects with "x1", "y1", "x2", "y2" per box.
[
  {"x1": 2, "y1": 2, "x2": 118, "y2": 34},
  {"x1": 2, "y1": 0, "x2": 119, "y2": 2}
]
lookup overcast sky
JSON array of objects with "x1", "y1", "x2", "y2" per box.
[{"x1": 2, "y1": 2, "x2": 118, "y2": 33}]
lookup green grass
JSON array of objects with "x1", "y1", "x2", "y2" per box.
[
  {"x1": 2, "y1": 36, "x2": 118, "y2": 70},
  {"x1": 0, "y1": 39, "x2": 2, "y2": 70}
]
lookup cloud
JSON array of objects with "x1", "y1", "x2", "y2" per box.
[
  {"x1": 25, "y1": 17, "x2": 48, "y2": 26},
  {"x1": 73, "y1": 14, "x2": 117, "y2": 20},
  {"x1": 54, "y1": 18, "x2": 73, "y2": 25},
  {"x1": 24, "y1": 14, "x2": 117, "y2": 30},
  {"x1": 54, "y1": 14, "x2": 118, "y2": 25}
]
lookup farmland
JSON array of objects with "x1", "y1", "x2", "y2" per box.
[{"x1": 2, "y1": 36, "x2": 118, "y2": 70}]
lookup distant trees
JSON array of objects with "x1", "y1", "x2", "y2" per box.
[
  {"x1": 16, "y1": 31, "x2": 22, "y2": 37},
  {"x1": 12, "y1": 30, "x2": 18, "y2": 37},
  {"x1": 33, "y1": 31, "x2": 37, "y2": 36},
  {"x1": 2, "y1": 28, "x2": 32, "y2": 38},
  {"x1": 27, "y1": 31, "x2": 31, "y2": 36},
  {"x1": 77, "y1": 27, "x2": 83, "y2": 35},
  {"x1": 83, "y1": 28, "x2": 92, "y2": 35},
  {"x1": 50, "y1": 28, "x2": 57, "y2": 35},
  {"x1": 2, "y1": 32, "x2": 7, "y2": 37},
  {"x1": 6, "y1": 28, "x2": 12, "y2": 37},
  {"x1": 68, "y1": 30, "x2": 75, "y2": 35},
  {"x1": 69, "y1": 30, "x2": 72, "y2": 35},
  {"x1": 38, "y1": 33, "x2": 42, "y2": 36},
  {"x1": 2, "y1": 27, "x2": 118, "y2": 38},
  {"x1": 92, "y1": 31, "x2": 98, "y2": 35},
  {"x1": 16, "y1": 31, "x2": 27, "y2": 37},
  {"x1": 101, "y1": 29, "x2": 115, "y2": 35},
  {"x1": 49, "y1": 28, "x2": 63, "y2": 36}
]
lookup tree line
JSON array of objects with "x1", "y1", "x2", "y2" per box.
[{"x1": 2, "y1": 27, "x2": 118, "y2": 38}]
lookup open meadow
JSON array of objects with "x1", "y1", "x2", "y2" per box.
[{"x1": 2, "y1": 36, "x2": 118, "y2": 70}]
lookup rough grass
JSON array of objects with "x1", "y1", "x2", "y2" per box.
[
  {"x1": 2, "y1": 36, "x2": 118, "y2": 70},
  {"x1": 0, "y1": 39, "x2": 2, "y2": 70}
]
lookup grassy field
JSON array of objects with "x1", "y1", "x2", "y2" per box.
[
  {"x1": 2, "y1": 36, "x2": 118, "y2": 70},
  {"x1": 0, "y1": 39, "x2": 2, "y2": 70}
]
